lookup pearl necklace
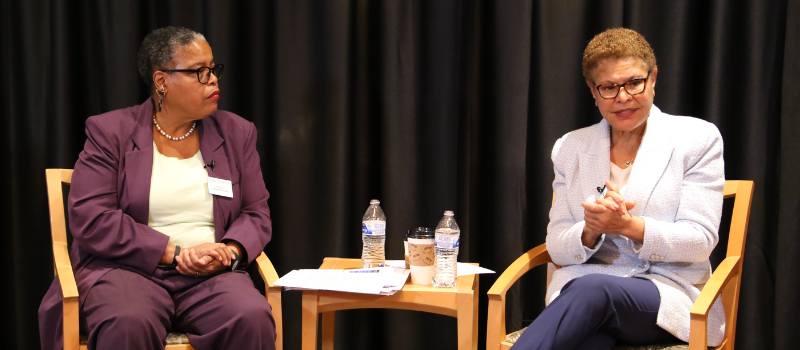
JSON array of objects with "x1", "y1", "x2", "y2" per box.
[{"x1": 153, "y1": 115, "x2": 196, "y2": 141}]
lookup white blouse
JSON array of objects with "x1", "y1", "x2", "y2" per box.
[
  {"x1": 148, "y1": 142, "x2": 215, "y2": 248},
  {"x1": 610, "y1": 162, "x2": 633, "y2": 196}
]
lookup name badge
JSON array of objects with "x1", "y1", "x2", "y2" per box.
[{"x1": 208, "y1": 177, "x2": 234, "y2": 198}]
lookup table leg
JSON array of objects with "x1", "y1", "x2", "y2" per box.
[
  {"x1": 457, "y1": 289, "x2": 475, "y2": 350},
  {"x1": 321, "y1": 311, "x2": 336, "y2": 350},
  {"x1": 302, "y1": 291, "x2": 320, "y2": 350},
  {"x1": 472, "y1": 275, "x2": 479, "y2": 350}
]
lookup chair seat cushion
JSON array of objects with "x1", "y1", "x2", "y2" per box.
[
  {"x1": 79, "y1": 332, "x2": 190, "y2": 345},
  {"x1": 504, "y1": 327, "x2": 527, "y2": 344},
  {"x1": 504, "y1": 327, "x2": 689, "y2": 350}
]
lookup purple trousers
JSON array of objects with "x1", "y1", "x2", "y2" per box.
[
  {"x1": 39, "y1": 267, "x2": 275, "y2": 350},
  {"x1": 510, "y1": 274, "x2": 680, "y2": 350}
]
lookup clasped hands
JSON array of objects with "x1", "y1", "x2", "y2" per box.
[
  {"x1": 175, "y1": 243, "x2": 240, "y2": 277},
  {"x1": 581, "y1": 180, "x2": 644, "y2": 247}
]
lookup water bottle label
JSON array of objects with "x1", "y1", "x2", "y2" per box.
[
  {"x1": 362, "y1": 221, "x2": 386, "y2": 235},
  {"x1": 435, "y1": 235, "x2": 460, "y2": 249}
]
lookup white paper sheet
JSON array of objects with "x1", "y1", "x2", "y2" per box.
[
  {"x1": 275, "y1": 267, "x2": 410, "y2": 295},
  {"x1": 455, "y1": 263, "x2": 495, "y2": 276},
  {"x1": 385, "y1": 260, "x2": 495, "y2": 276}
]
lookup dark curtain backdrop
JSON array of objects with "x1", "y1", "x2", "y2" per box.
[{"x1": 2, "y1": 1, "x2": 797, "y2": 349}]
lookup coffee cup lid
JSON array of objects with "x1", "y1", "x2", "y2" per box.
[{"x1": 407, "y1": 227, "x2": 434, "y2": 239}]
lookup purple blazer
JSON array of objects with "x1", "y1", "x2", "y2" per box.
[{"x1": 66, "y1": 98, "x2": 272, "y2": 304}]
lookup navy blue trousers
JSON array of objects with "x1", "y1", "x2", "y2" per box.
[{"x1": 510, "y1": 274, "x2": 680, "y2": 350}]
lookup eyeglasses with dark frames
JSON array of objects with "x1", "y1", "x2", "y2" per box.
[
  {"x1": 161, "y1": 64, "x2": 224, "y2": 84},
  {"x1": 595, "y1": 72, "x2": 650, "y2": 99}
]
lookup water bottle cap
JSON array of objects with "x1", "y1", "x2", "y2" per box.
[
  {"x1": 444, "y1": 210, "x2": 454, "y2": 216},
  {"x1": 370, "y1": 199, "x2": 380, "y2": 205}
]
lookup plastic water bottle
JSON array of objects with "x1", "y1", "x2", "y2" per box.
[
  {"x1": 432, "y1": 210, "x2": 460, "y2": 287},
  {"x1": 361, "y1": 199, "x2": 386, "y2": 268}
]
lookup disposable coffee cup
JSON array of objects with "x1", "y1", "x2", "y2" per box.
[{"x1": 406, "y1": 227, "x2": 435, "y2": 285}]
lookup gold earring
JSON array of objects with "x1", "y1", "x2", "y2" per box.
[{"x1": 157, "y1": 87, "x2": 166, "y2": 112}]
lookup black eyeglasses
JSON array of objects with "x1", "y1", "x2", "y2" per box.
[
  {"x1": 161, "y1": 64, "x2": 224, "y2": 84},
  {"x1": 595, "y1": 72, "x2": 650, "y2": 99}
]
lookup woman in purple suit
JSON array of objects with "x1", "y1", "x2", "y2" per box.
[{"x1": 39, "y1": 27, "x2": 275, "y2": 350}]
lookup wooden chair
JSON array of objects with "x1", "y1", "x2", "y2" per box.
[
  {"x1": 46, "y1": 169, "x2": 284, "y2": 350},
  {"x1": 487, "y1": 180, "x2": 754, "y2": 350}
]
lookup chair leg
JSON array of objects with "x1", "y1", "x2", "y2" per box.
[
  {"x1": 63, "y1": 297, "x2": 81, "y2": 350},
  {"x1": 267, "y1": 287, "x2": 283, "y2": 350}
]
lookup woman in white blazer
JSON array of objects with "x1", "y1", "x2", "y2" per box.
[{"x1": 511, "y1": 28, "x2": 725, "y2": 350}]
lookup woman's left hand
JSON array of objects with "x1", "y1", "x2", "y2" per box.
[
  {"x1": 595, "y1": 180, "x2": 635, "y2": 214},
  {"x1": 175, "y1": 245, "x2": 229, "y2": 277},
  {"x1": 582, "y1": 200, "x2": 631, "y2": 234},
  {"x1": 581, "y1": 180, "x2": 644, "y2": 243}
]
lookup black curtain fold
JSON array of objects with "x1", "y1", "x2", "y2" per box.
[
  {"x1": 2, "y1": 1, "x2": 798, "y2": 349},
  {"x1": 776, "y1": 1, "x2": 800, "y2": 350}
]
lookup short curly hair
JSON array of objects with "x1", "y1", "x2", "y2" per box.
[
  {"x1": 582, "y1": 28, "x2": 656, "y2": 83},
  {"x1": 137, "y1": 26, "x2": 206, "y2": 91}
]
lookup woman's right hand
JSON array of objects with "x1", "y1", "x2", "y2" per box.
[{"x1": 175, "y1": 243, "x2": 234, "y2": 277}]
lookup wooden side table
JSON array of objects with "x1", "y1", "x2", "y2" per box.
[{"x1": 301, "y1": 258, "x2": 479, "y2": 350}]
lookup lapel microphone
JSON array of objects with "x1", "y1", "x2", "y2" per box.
[
  {"x1": 204, "y1": 160, "x2": 216, "y2": 170},
  {"x1": 597, "y1": 184, "x2": 607, "y2": 196}
]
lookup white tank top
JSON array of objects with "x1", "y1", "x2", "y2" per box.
[
  {"x1": 148, "y1": 142, "x2": 215, "y2": 248},
  {"x1": 610, "y1": 162, "x2": 633, "y2": 196}
]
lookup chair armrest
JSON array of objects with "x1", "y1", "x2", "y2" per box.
[
  {"x1": 254, "y1": 251, "x2": 283, "y2": 350},
  {"x1": 53, "y1": 242, "x2": 79, "y2": 299},
  {"x1": 688, "y1": 256, "x2": 740, "y2": 350},
  {"x1": 488, "y1": 243, "x2": 552, "y2": 298},
  {"x1": 255, "y1": 252, "x2": 280, "y2": 287},
  {"x1": 53, "y1": 241, "x2": 81, "y2": 350},
  {"x1": 486, "y1": 243, "x2": 552, "y2": 350}
]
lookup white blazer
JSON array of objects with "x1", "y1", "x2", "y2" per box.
[{"x1": 546, "y1": 105, "x2": 726, "y2": 346}]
